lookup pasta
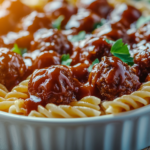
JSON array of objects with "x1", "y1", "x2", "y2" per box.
[
  {"x1": 28, "y1": 96, "x2": 101, "y2": 118},
  {"x1": 5, "y1": 78, "x2": 29, "y2": 99},
  {"x1": 102, "y1": 81, "x2": 150, "y2": 114}
]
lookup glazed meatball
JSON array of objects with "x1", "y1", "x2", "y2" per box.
[
  {"x1": 0, "y1": 48, "x2": 27, "y2": 90},
  {"x1": 93, "y1": 4, "x2": 141, "y2": 44},
  {"x1": 134, "y1": 45, "x2": 150, "y2": 82},
  {"x1": 110, "y1": 4, "x2": 141, "y2": 29},
  {"x1": 30, "y1": 29, "x2": 73, "y2": 55},
  {"x1": 88, "y1": 56, "x2": 141, "y2": 100},
  {"x1": 130, "y1": 22, "x2": 150, "y2": 44},
  {"x1": 0, "y1": 0, "x2": 32, "y2": 35},
  {"x1": 44, "y1": 1, "x2": 77, "y2": 27},
  {"x1": 71, "y1": 36, "x2": 112, "y2": 65},
  {"x1": 65, "y1": 9, "x2": 101, "y2": 33},
  {"x1": 77, "y1": 0, "x2": 113, "y2": 18},
  {"x1": 28, "y1": 65, "x2": 80, "y2": 107},
  {"x1": 70, "y1": 63, "x2": 89, "y2": 83},
  {"x1": 1, "y1": 31, "x2": 33, "y2": 50},
  {"x1": 15, "y1": 11, "x2": 52, "y2": 33},
  {"x1": 32, "y1": 51, "x2": 60, "y2": 70}
]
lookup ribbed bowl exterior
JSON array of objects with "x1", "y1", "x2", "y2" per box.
[{"x1": 0, "y1": 105, "x2": 150, "y2": 150}]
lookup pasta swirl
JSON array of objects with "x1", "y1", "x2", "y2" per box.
[
  {"x1": 102, "y1": 81, "x2": 150, "y2": 114},
  {"x1": 5, "y1": 78, "x2": 30, "y2": 99},
  {"x1": 28, "y1": 96, "x2": 101, "y2": 118}
]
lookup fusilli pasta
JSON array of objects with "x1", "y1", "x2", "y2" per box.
[
  {"x1": 28, "y1": 96, "x2": 101, "y2": 118},
  {"x1": 5, "y1": 78, "x2": 29, "y2": 99},
  {"x1": 102, "y1": 81, "x2": 150, "y2": 114}
]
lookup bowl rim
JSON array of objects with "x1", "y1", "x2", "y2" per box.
[{"x1": 0, "y1": 105, "x2": 150, "y2": 125}]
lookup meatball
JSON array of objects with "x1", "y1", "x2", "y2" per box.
[
  {"x1": 110, "y1": 4, "x2": 141, "y2": 29},
  {"x1": 134, "y1": 45, "x2": 150, "y2": 82},
  {"x1": 1, "y1": 31, "x2": 33, "y2": 50},
  {"x1": 44, "y1": 1, "x2": 77, "y2": 27},
  {"x1": 130, "y1": 22, "x2": 150, "y2": 44},
  {"x1": 0, "y1": 0, "x2": 32, "y2": 35},
  {"x1": 93, "y1": 4, "x2": 141, "y2": 44},
  {"x1": 28, "y1": 65, "x2": 80, "y2": 107},
  {"x1": 0, "y1": 48, "x2": 27, "y2": 90},
  {"x1": 30, "y1": 29, "x2": 73, "y2": 55},
  {"x1": 32, "y1": 51, "x2": 60, "y2": 70},
  {"x1": 15, "y1": 11, "x2": 52, "y2": 33},
  {"x1": 88, "y1": 56, "x2": 141, "y2": 100},
  {"x1": 77, "y1": 0, "x2": 113, "y2": 18},
  {"x1": 71, "y1": 36, "x2": 112, "y2": 65},
  {"x1": 70, "y1": 63, "x2": 89, "y2": 83},
  {"x1": 65, "y1": 9, "x2": 101, "y2": 33}
]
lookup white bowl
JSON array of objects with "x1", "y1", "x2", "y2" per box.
[{"x1": 0, "y1": 105, "x2": 150, "y2": 150}]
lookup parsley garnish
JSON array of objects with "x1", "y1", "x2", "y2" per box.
[
  {"x1": 12, "y1": 44, "x2": 27, "y2": 56},
  {"x1": 88, "y1": 58, "x2": 100, "y2": 72},
  {"x1": 12, "y1": 44, "x2": 22, "y2": 55},
  {"x1": 136, "y1": 16, "x2": 150, "y2": 28},
  {"x1": 69, "y1": 31, "x2": 86, "y2": 42},
  {"x1": 108, "y1": 39, "x2": 134, "y2": 66},
  {"x1": 105, "y1": 39, "x2": 115, "y2": 44},
  {"x1": 52, "y1": 15, "x2": 64, "y2": 30},
  {"x1": 93, "y1": 19, "x2": 106, "y2": 30},
  {"x1": 61, "y1": 54, "x2": 72, "y2": 66},
  {"x1": 20, "y1": 48, "x2": 27, "y2": 55}
]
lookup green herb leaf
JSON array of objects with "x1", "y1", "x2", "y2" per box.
[
  {"x1": 20, "y1": 48, "x2": 27, "y2": 55},
  {"x1": 12, "y1": 44, "x2": 27, "y2": 56},
  {"x1": 111, "y1": 39, "x2": 129, "y2": 54},
  {"x1": 88, "y1": 58, "x2": 100, "y2": 72},
  {"x1": 52, "y1": 15, "x2": 64, "y2": 30},
  {"x1": 93, "y1": 19, "x2": 106, "y2": 30},
  {"x1": 61, "y1": 54, "x2": 72, "y2": 66},
  {"x1": 69, "y1": 31, "x2": 86, "y2": 42},
  {"x1": 105, "y1": 39, "x2": 115, "y2": 44},
  {"x1": 12, "y1": 44, "x2": 22, "y2": 56},
  {"x1": 136, "y1": 16, "x2": 150, "y2": 28},
  {"x1": 110, "y1": 39, "x2": 134, "y2": 66}
]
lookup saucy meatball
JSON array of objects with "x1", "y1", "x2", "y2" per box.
[
  {"x1": 130, "y1": 22, "x2": 150, "y2": 44},
  {"x1": 0, "y1": 0, "x2": 32, "y2": 35},
  {"x1": 71, "y1": 36, "x2": 112, "y2": 65},
  {"x1": 77, "y1": 0, "x2": 113, "y2": 18},
  {"x1": 44, "y1": 1, "x2": 77, "y2": 27},
  {"x1": 30, "y1": 29, "x2": 73, "y2": 55},
  {"x1": 15, "y1": 11, "x2": 52, "y2": 33},
  {"x1": 93, "y1": 4, "x2": 141, "y2": 43},
  {"x1": 134, "y1": 45, "x2": 150, "y2": 82},
  {"x1": 65, "y1": 9, "x2": 101, "y2": 33},
  {"x1": 110, "y1": 4, "x2": 141, "y2": 29},
  {"x1": 27, "y1": 65, "x2": 80, "y2": 109},
  {"x1": 32, "y1": 51, "x2": 60, "y2": 70},
  {"x1": 88, "y1": 56, "x2": 141, "y2": 100},
  {"x1": 0, "y1": 48, "x2": 27, "y2": 90},
  {"x1": 70, "y1": 63, "x2": 89, "y2": 83},
  {"x1": 1, "y1": 31, "x2": 33, "y2": 50}
]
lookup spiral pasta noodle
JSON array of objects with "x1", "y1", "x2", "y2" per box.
[
  {"x1": 102, "y1": 81, "x2": 150, "y2": 114},
  {"x1": 0, "y1": 77, "x2": 30, "y2": 113},
  {"x1": 28, "y1": 96, "x2": 101, "y2": 118},
  {"x1": 5, "y1": 78, "x2": 30, "y2": 99},
  {"x1": 8, "y1": 99, "x2": 26, "y2": 115}
]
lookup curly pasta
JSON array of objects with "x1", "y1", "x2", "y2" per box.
[
  {"x1": 0, "y1": 84, "x2": 8, "y2": 98},
  {"x1": 5, "y1": 79, "x2": 29, "y2": 99},
  {"x1": 28, "y1": 96, "x2": 101, "y2": 118},
  {"x1": 102, "y1": 81, "x2": 150, "y2": 114}
]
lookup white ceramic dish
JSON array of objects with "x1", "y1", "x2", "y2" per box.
[{"x1": 0, "y1": 105, "x2": 150, "y2": 150}]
